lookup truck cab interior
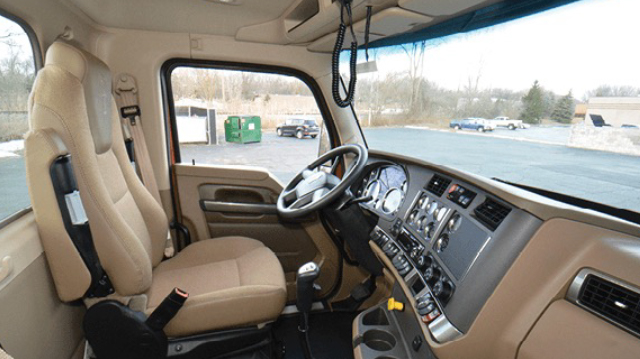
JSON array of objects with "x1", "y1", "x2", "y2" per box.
[{"x1": 0, "y1": 0, "x2": 639, "y2": 359}]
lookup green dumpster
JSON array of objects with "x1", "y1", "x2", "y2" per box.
[{"x1": 224, "y1": 116, "x2": 262, "y2": 144}]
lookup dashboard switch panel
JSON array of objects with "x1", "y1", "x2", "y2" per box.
[{"x1": 447, "y1": 184, "x2": 477, "y2": 208}]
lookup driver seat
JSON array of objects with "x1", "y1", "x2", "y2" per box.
[{"x1": 25, "y1": 41, "x2": 286, "y2": 337}]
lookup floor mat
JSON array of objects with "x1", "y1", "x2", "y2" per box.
[{"x1": 273, "y1": 312, "x2": 357, "y2": 359}]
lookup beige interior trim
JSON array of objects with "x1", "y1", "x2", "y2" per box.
[
  {"x1": 518, "y1": 300, "x2": 640, "y2": 359},
  {"x1": 0, "y1": 212, "x2": 44, "y2": 291},
  {"x1": 371, "y1": 217, "x2": 640, "y2": 358},
  {"x1": 0, "y1": 213, "x2": 85, "y2": 359}
]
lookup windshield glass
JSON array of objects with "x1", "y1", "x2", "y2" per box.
[{"x1": 347, "y1": 0, "x2": 640, "y2": 213}]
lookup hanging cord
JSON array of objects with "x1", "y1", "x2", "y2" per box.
[
  {"x1": 332, "y1": 1, "x2": 358, "y2": 108},
  {"x1": 364, "y1": 6, "x2": 373, "y2": 62}
]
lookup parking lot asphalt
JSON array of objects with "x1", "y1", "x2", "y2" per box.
[{"x1": 2, "y1": 126, "x2": 639, "y2": 220}]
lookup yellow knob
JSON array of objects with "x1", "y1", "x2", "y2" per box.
[{"x1": 387, "y1": 298, "x2": 404, "y2": 312}]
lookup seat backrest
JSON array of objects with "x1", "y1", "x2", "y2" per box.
[{"x1": 25, "y1": 41, "x2": 168, "y2": 301}]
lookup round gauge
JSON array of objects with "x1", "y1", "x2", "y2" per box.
[
  {"x1": 382, "y1": 188, "x2": 403, "y2": 214},
  {"x1": 435, "y1": 206, "x2": 447, "y2": 222},
  {"x1": 417, "y1": 194, "x2": 428, "y2": 208},
  {"x1": 427, "y1": 201, "x2": 438, "y2": 215},
  {"x1": 425, "y1": 222, "x2": 435, "y2": 238},
  {"x1": 408, "y1": 210, "x2": 420, "y2": 224},
  {"x1": 448, "y1": 214, "x2": 462, "y2": 232},
  {"x1": 364, "y1": 180, "x2": 381, "y2": 201},
  {"x1": 435, "y1": 234, "x2": 449, "y2": 252}
]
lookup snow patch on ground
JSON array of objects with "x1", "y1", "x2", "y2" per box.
[
  {"x1": 568, "y1": 124, "x2": 640, "y2": 156},
  {"x1": 0, "y1": 139, "x2": 25, "y2": 158}
]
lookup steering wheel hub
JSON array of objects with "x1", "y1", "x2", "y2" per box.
[{"x1": 277, "y1": 144, "x2": 368, "y2": 219}]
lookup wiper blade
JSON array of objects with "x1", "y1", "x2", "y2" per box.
[{"x1": 491, "y1": 178, "x2": 640, "y2": 226}]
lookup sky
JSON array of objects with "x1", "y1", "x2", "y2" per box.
[
  {"x1": 349, "y1": 0, "x2": 640, "y2": 98},
  {"x1": 0, "y1": 15, "x2": 34, "y2": 64}
]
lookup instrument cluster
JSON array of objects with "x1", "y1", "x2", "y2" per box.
[{"x1": 357, "y1": 165, "x2": 408, "y2": 216}]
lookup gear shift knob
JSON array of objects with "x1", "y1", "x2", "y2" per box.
[{"x1": 296, "y1": 262, "x2": 320, "y2": 313}]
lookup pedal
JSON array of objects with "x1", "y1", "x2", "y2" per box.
[{"x1": 351, "y1": 283, "x2": 371, "y2": 303}]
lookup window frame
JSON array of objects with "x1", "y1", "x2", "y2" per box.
[
  {"x1": 0, "y1": 8, "x2": 42, "y2": 229},
  {"x1": 160, "y1": 58, "x2": 340, "y2": 165}
]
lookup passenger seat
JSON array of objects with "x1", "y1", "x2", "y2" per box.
[{"x1": 25, "y1": 41, "x2": 287, "y2": 338}]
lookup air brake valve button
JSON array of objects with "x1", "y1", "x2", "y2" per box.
[{"x1": 387, "y1": 298, "x2": 405, "y2": 312}]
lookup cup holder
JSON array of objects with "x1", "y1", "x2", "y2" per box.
[
  {"x1": 362, "y1": 307, "x2": 390, "y2": 326},
  {"x1": 362, "y1": 330, "x2": 396, "y2": 351}
]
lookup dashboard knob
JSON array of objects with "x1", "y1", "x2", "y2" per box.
[
  {"x1": 435, "y1": 234, "x2": 449, "y2": 253},
  {"x1": 448, "y1": 214, "x2": 462, "y2": 232},
  {"x1": 424, "y1": 266, "x2": 441, "y2": 286},
  {"x1": 433, "y1": 280, "x2": 453, "y2": 303},
  {"x1": 416, "y1": 254, "x2": 432, "y2": 270},
  {"x1": 425, "y1": 222, "x2": 435, "y2": 238}
]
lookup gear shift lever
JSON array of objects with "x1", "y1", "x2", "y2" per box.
[
  {"x1": 296, "y1": 262, "x2": 320, "y2": 359},
  {"x1": 297, "y1": 262, "x2": 320, "y2": 314}
]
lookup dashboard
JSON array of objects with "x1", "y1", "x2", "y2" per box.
[{"x1": 350, "y1": 153, "x2": 640, "y2": 359}]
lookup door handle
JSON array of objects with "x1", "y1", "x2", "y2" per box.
[{"x1": 0, "y1": 256, "x2": 13, "y2": 283}]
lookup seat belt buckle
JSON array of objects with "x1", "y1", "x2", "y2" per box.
[
  {"x1": 120, "y1": 105, "x2": 141, "y2": 125},
  {"x1": 146, "y1": 288, "x2": 189, "y2": 332}
]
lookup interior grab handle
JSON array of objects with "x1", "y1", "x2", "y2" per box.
[{"x1": 0, "y1": 256, "x2": 13, "y2": 283}]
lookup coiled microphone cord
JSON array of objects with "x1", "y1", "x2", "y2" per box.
[{"x1": 332, "y1": 1, "x2": 358, "y2": 108}]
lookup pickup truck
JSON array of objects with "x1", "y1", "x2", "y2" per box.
[
  {"x1": 449, "y1": 118, "x2": 495, "y2": 132},
  {"x1": 489, "y1": 116, "x2": 528, "y2": 130}
]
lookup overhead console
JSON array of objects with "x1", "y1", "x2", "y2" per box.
[
  {"x1": 355, "y1": 158, "x2": 542, "y2": 346},
  {"x1": 236, "y1": 0, "x2": 499, "y2": 49}
]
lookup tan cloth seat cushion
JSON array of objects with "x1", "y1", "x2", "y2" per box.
[{"x1": 146, "y1": 237, "x2": 287, "y2": 337}]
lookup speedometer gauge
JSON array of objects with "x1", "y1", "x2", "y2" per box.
[{"x1": 382, "y1": 188, "x2": 403, "y2": 214}]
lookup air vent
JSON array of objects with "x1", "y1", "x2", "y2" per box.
[
  {"x1": 474, "y1": 198, "x2": 511, "y2": 230},
  {"x1": 578, "y1": 274, "x2": 640, "y2": 335},
  {"x1": 426, "y1": 175, "x2": 451, "y2": 197}
]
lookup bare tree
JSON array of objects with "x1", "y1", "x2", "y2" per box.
[{"x1": 400, "y1": 41, "x2": 427, "y2": 114}]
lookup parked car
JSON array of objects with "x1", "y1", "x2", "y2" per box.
[
  {"x1": 450, "y1": 118, "x2": 495, "y2": 132},
  {"x1": 276, "y1": 119, "x2": 319, "y2": 139},
  {"x1": 490, "y1": 116, "x2": 528, "y2": 130}
]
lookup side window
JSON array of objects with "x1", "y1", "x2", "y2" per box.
[
  {"x1": 0, "y1": 15, "x2": 36, "y2": 221},
  {"x1": 170, "y1": 66, "x2": 326, "y2": 182}
]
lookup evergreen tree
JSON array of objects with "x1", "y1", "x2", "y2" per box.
[
  {"x1": 519, "y1": 80, "x2": 545, "y2": 124},
  {"x1": 550, "y1": 91, "x2": 575, "y2": 124}
]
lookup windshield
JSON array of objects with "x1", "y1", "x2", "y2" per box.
[{"x1": 347, "y1": 0, "x2": 640, "y2": 214}]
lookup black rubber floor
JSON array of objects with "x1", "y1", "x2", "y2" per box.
[{"x1": 273, "y1": 312, "x2": 357, "y2": 359}]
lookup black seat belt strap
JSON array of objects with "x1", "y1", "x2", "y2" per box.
[{"x1": 50, "y1": 155, "x2": 114, "y2": 298}]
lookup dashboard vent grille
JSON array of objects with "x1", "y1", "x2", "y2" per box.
[
  {"x1": 426, "y1": 175, "x2": 451, "y2": 197},
  {"x1": 474, "y1": 198, "x2": 511, "y2": 230},
  {"x1": 579, "y1": 275, "x2": 640, "y2": 335}
]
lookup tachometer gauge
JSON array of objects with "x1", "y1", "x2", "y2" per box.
[
  {"x1": 363, "y1": 180, "x2": 381, "y2": 202},
  {"x1": 382, "y1": 188, "x2": 403, "y2": 214}
]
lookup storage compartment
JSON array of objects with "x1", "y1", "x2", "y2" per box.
[
  {"x1": 353, "y1": 7, "x2": 433, "y2": 36},
  {"x1": 399, "y1": 0, "x2": 487, "y2": 17},
  {"x1": 362, "y1": 330, "x2": 396, "y2": 351},
  {"x1": 362, "y1": 307, "x2": 390, "y2": 326}
]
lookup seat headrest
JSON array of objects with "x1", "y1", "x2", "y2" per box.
[{"x1": 45, "y1": 42, "x2": 113, "y2": 154}]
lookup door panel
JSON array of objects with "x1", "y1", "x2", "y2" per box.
[
  {"x1": 175, "y1": 164, "x2": 340, "y2": 301},
  {"x1": 0, "y1": 212, "x2": 85, "y2": 359}
]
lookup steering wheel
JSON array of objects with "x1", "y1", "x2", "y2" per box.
[{"x1": 277, "y1": 144, "x2": 368, "y2": 219}]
